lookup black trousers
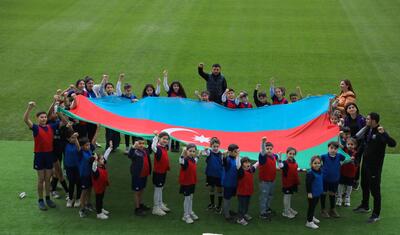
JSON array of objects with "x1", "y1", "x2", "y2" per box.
[
  {"x1": 171, "y1": 140, "x2": 180, "y2": 151},
  {"x1": 307, "y1": 197, "x2": 320, "y2": 222},
  {"x1": 105, "y1": 128, "x2": 120, "y2": 149},
  {"x1": 361, "y1": 165, "x2": 382, "y2": 216},
  {"x1": 66, "y1": 167, "x2": 81, "y2": 200},
  {"x1": 87, "y1": 123, "x2": 97, "y2": 143},
  {"x1": 96, "y1": 192, "x2": 105, "y2": 214},
  {"x1": 124, "y1": 135, "x2": 137, "y2": 147},
  {"x1": 237, "y1": 195, "x2": 251, "y2": 219}
]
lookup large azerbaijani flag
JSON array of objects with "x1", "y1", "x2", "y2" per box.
[{"x1": 60, "y1": 95, "x2": 339, "y2": 169}]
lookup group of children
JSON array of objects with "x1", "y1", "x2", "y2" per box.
[{"x1": 24, "y1": 70, "x2": 365, "y2": 229}]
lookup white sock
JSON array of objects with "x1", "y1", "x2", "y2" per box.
[
  {"x1": 337, "y1": 184, "x2": 344, "y2": 199},
  {"x1": 154, "y1": 187, "x2": 161, "y2": 207},
  {"x1": 345, "y1": 186, "x2": 352, "y2": 198},
  {"x1": 283, "y1": 194, "x2": 290, "y2": 213},
  {"x1": 288, "y1": 194, "x2": 292, "y2": 211},
  {"x1": 159, "y1": 187, "x2": 164, "y2": 206},
  {"x1": 189, "y1": 194, "x2": 193, "y2": 214},
  {"x1": 184, "y1": 196, "x2": 190, "y2": 217}
]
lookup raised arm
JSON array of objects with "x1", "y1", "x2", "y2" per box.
[
  {"x1": 116, "y1": 73, "x2": 124, "y2": 96},
  {"x1": 71, "y1": 132, "x2": 81, "y2": 151},
  {"x1": 162, "y1": 70, "x2": 169, "y2": 92},
  {"x1": 151, "y1": 133, "x2": 159, "y2": 153},
  {"x1": 103, "y1": 142, "x2": 113, "y2": 161},
  {"x1": 91, "y1": 124, "x2": 100, "y2": 146},
  {"x1": 296, "y1": 86, "x2": 303, "y2": 99},
  {"x1": 23, "y1": 102, "x2": 35, "y2": 129},
  {"x1": 197, "y1": 63, "x2": 209, "y2": 81},
  {"x1": 221, "y1": 89, "x2": 228, "y2": 102},
  {"x1": 269, "y1": 78, "x2": 275, "y2": 98},
  {"x1": 260, "y1": 137, "x2": 267, "y2": 155},
  {"x1": 155, "y1": 78, "x2": 161, "y2": 95}
]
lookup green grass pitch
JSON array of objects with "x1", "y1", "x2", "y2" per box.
[{"x1": 0, "y1": 0, "x2": 399, "y2": 234}]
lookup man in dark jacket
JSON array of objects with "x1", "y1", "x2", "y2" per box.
[
  {"x1": 353, "y1": 112, "x2": 396, "y2": 223},
  {"x1": 198, "y1": 63, "x2": 227, "y2": 104}
]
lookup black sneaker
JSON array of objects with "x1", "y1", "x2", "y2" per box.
[
  {"x1": 207, "y1": 203, "x2": 215, "y2": 210},
  {"x1": 367, "y1": 214, "x2": 380, "y2": 223},
  {"x1": 260, "y1": 213, "x2": 270, "y2": 220},
  {"x1": 140, "y1": 204, "x2": 150, "y2": 211},
  {"x1": 38, "y1": 200, "x2": 47, "y2": 211},
  {"x1": 85, "y1": 203, "x2": 95, "y2": 212},
  {"x1": 266, "y1": 209, "x2": 276, "y2": 216},
  {"x1": 214, "y1": 206, "x2": 222, "y2": 214},
  {"x1": 229, "y1": 210, "x2": 237, "y2": 216},
  {"x1": 46, "y1": 199, "x2": 56, "y2": 208},
  {"x1": 135, "y1": 208, "x2": 146, "y2": 216},
  {"x1": 79, "y1": 208, "x2": 88, "y2": 218},
  {"x1": 353, "y1": 205, "x2": 371, "y2": 213}
]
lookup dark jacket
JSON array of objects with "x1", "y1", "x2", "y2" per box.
[
  {"x1": 198, "y1": 67, "x2": 227, "y2": 104},
  {"x1": 128, "y1": 148, "x2": 152, "y2": 177}
]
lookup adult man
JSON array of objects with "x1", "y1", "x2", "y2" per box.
[
  {"x1": 354, "y1": 112, "x2": 396, "y2": 223},
  {"x1": 197, "y1": 63, "x2": 227, "y2": 104}
]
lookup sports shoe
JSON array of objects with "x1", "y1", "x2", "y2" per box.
[
  {"x1": 266, "y1": 208, "x2": 276, "y2": 216},
  {"x1": 182, "y1": 215, "x2": 194, "y2": 224},
  {"x1": 46, "y1": 199, "x2": 56, "y2": 208},
  {"x1": 236, "y1": 218, "x2": 248, "y2": 226},
  {"x1": 289, "y1": 208, "x2": 298, "y2": 216},
  {"x1": 367, "y1": 214, "x2": 380, "y2": 223},
  {"x1": 214, "y1": 206, "x2": 222, "y2": 214},
  {"x1": 160, "y1": 203, "x2": 170, "y2": 212},
  {"x1": 305, "y1": 221, "x2": 319, "y2": 229},
  {"x1": 140, "y1": 204, "x2": 150, "y2": 211},
  {"x1": 85, "y1": 203, "x2": 94, "y2": 212},
  {"x1": 73, "y1": 200, "x2": 81, "y2": 208},
  {"x1": 313, "y1": 216, "x2": 320, "y2": 224},
  {"x1": 320, "y1": 209, "x2": 330, "y2": 218},
  {"x1": 135, "y1": 208, "x2": 145, "y2": 216},
  {"x1": 190, "y1": 212, "x2": 199, "y2": 220},
  {"x1": 244, "y1": 214, "x2": 252, "y2": 221},
  {"x1": 282, "y1": 211, "x2": 295, "y2": 219},
  {"x1": 66, "y1": 199, "x2": 74, "y2": 208},
  {"x1": 329, "y1": 208, "x2": 340, "y2": 218},
  {"x1": 152, "y1": 207, "x2": 166, "y2": 216},
  {"x1": 51, "y1": 191, "x2": 60, "y2": 199},
  {"x1": 260, "y1": 213, "x2": 270, "y2": 220},
  {"x1": 97, "y1": 212, "x2": 109, "y2": 220},
  {"x1": 65, "y1": 195, "x2": 70, "y2": 201},
  {"x1": 79, "y1": 208, "x2": 88, "y2": 218},
  {"x1": 102, "y1": 208, "x2": 110, "y2": 215},
  {"x1": 344, "y1": 197, "x2": 351, "y2": 207},
  {"x1": 207, "y1": 203, "x2": 215, "y2": 210},
  {"x1": 353, "y1": 205, "x2": 371, "y2": 213},
  {"x1": 124, "y1": 147, "x2": 129, "y2": 155},
  {"x1": 38, "y1": 200, "x2": 47, "y2": 211},
  {"x1": 336, "y1": 197, "x2": 343, "y2": 207}
]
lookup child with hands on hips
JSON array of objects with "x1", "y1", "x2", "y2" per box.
[{"x1": 179, "y1": 144, "x2": 200, "y2": 224}]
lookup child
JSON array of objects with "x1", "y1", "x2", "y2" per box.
[
  {"x1": 254, "y1": 84, "x2": 271, "y2": 107},
  {"x1": 269, "y1": 78, "x2": 288, "y2": 105},
  {"x1": 23, "y1": 101, "x2": 63, "y2": 210},
  {"x1": 163, "y1": 70, "x2": 187, "y2": 98},
  {"x1": 221, "y1": 88, "x2": 238, "y2": 108},
  {"x1": 320, "y1": 141, "x2": 345, "y2": 218},
  {"x1": 78, "y1": 136, "x2": 97, "y2": 218},
  {"x1": 338, "y1": 126, "x2": 351, "y2": 148},
  {"x1": 258, "y1": 137, "x2": 279, "y2": 219},
  {"x1": 99, "y1": 73, "x2": 123, "y2": 97},
  {"x1": 142, "y1": 78, "x2": 161, "y2": 98},
  {"x1": 221, "y1": 144, "x2": 241, "y2": 221},
  {"x1": 128, "y1": 137, "x2": 152, "y2": 216},
  {"x1": 91, "y1": 142, "x2": 113, "y2": 219},
  {"x1": 236, "y1": 157, "x2": 258, "y2": 226},
  {"x1": 289, "y1": 86, "x2": 303, "y2": 103},
  {"x1": 305, "y1": 156, "x2": 323, "y2": 229},
  {"x1": 179, "y1": 144, "x2": 199, "y2": 224},
  {"x1": 337, "y1": 138, "x2": 358, "y2": 207},
  {"x1": 121, "y1": 82, "x2": 139, "y2": 154},
  {"x1": 64, "y1": 131, "x2": 82, "y2": 208},
  {"x1": 203, "y1": 137, "x2": 223, "y2": 213},
  {"x1": 279, "y1": 147, "x2": 300, "y2": 219},
  {"x1": 237, "y1": 91, "x2": 253, "y2": 108},
  {"x1": 194, "y1": 90, "x2": 210, "y2": 102},
  {"x1": 151, "y1": 131, "x2": 171, "y2": 216}
]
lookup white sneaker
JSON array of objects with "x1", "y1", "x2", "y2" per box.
[
  {"x1": 66, "y1": 199, "x2": 73, "y2": 208},
  {"x1": 313, "y1": 216, "x2": 320, "y2": 224},
  {"x1": 51, "y1": 191, "x2": 60, "y2": 199},
  {"x1": 182, "y1": 215, "x2": 194, "y2": 224},
  {"x1": 244, "y1": 214, "x2": 253, "y2": 221},
  {"x1": 344, "y1": 197, "x2": 351, "y2": 207},
  {"x1": 73, "y1": 200, "x2": 81, "y2": 208},
  {"x1": 102, "y1": 208, "x2": 110, "y2": 215},
  {"x1": 236, "y1": 218, "x2": 248, "y2": 226},
  {"x1": 282, "y1": 211, "x2": 295, "y2": 219},
  {"x1": 65, "y1": 195, "x2": 70, "y2": 201},
  {"x1": 152, "y1": 207, "x2": 166, "y2": 216},
  {"x1": 124, "y1": 147, "x2": 129, "y2": 154},
  {"x1": 96, "y1": 142, "x2": 102, "y2": 147},
  {"x1": 97, "y1": 213, "x2": 109, "y2": 220},
  {"x1": 336, "y1": 198, "x2": 343, "y2": 207},
  {"x1": 160, "y1": 203, "x2": 170, "y2": 212},
  {"x1": 190, "y1": 212, "x2": 199, "y2": 220},
  {"x1": 305, "y1": 221, "x2": 319, "y2": 229},
  {"x1": 289, "y1": 208, "x2": 298, "y2": 216}
]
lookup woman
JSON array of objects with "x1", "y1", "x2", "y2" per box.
[{"x1": 332, "y1": 79, "x2": 356, "y2": 113}]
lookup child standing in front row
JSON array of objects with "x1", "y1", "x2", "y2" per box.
[
  {"x1": 258, "y1": 137, "x2": 279, "y2": 220},
  {"x1": 280, "y1": 147, "x2": 300, "y2": 219},
  {"x1": 236, "y1": 157, "x2": 258, "y2": 226},
  {"x1": 221, "y1": 144, "x2": 241, "y2": 222},
  {"x1": 203, "y1": 137, "x2": 224, "y2": 213},
  {"x1": 151, "y1": 131, "x2": 171, "y2": 216},
  {"x1": 305, "y1": 156, "x2": 323, "y2": 229},
  {"x1": 320, "y1": 141, "x2": 345, "y2": 218},
  {"x1": 179, "y1": 144, "x2": 199, "y2": 224},
  {"x1": 337, "y1": 138, "x2": 358, "y2": 207},
  {"x1": 91, "y1": 141, "x2": 113, "y2": 220},
  {"x1": 64, "y1": 131, "x2": 82, "y2": 208},
  {"x1": 270, "y1": 78, "x2": 288, "y2": 105}
]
